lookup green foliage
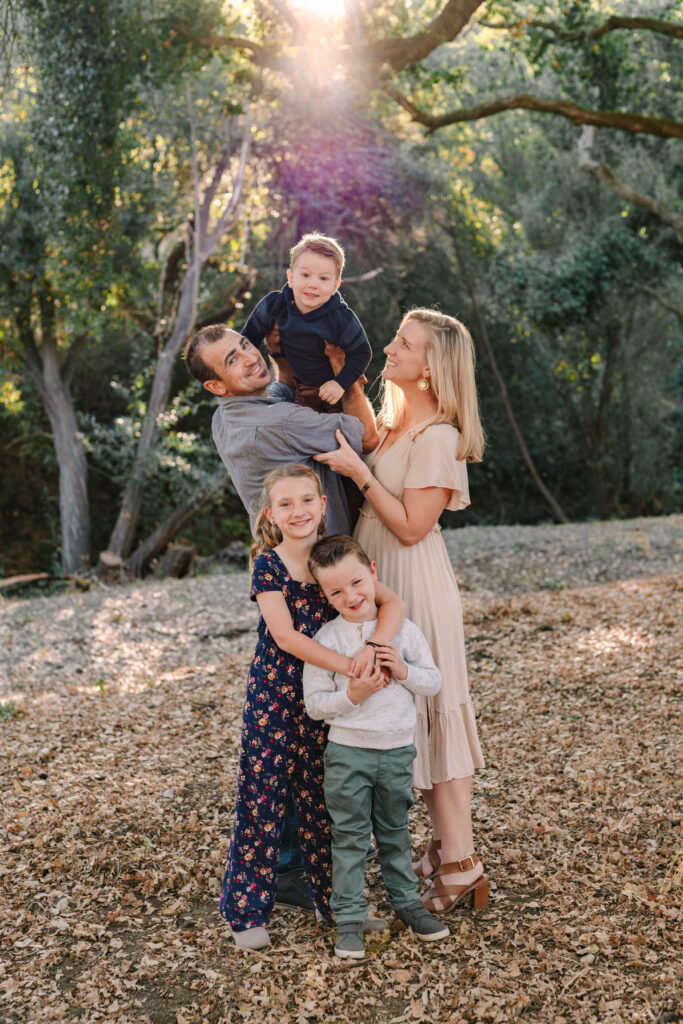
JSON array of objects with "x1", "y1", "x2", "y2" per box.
[{"x1": 1, "y1": 0, "x2": 681, "y2": 572}]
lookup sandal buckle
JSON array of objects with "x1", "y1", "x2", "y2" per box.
[{"x1": 458, "y1": 855, "x2": 476, "y2": 871}]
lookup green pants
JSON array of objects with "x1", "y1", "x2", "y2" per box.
[{"x1": 323, "y1": 741, "x2": 420, "y2": 923}]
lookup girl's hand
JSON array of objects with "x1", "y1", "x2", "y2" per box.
[
  {"x1": 313, "y1": 429, "x2": 367, "y2": 481},
  {"x1": 374, "y1": 643, "x2": 408, "y2": 682},
  {"x1": 347, "y1": 664, "x2": 385, "y2": 705},
  {"x1": 350, "y1": 644, "x2": 376, "y2": 678}
]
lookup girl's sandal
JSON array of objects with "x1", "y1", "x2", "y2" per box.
[
  {"x1": 422, "y1": 854, "x2": 489, "y2": 914},
  {"x1": 412, "y1": 838, "x2": 441, "y2": 878}
]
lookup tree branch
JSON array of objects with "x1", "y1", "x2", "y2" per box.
[
  {"x1": 357, "y1": 0, "x2": 484, "y2": 71},
  {"x1": 60, "y1": 334, "x2": 89, "y2": 389},
  {"x1": 342, "y1": 266, "x2": 383, "y2": 284},
  {"x1": 479, "y1": 15, "x2": 683, "y2": 43},
  {"x1": 175, "y1": 1, "x2": 485, "y2": 73},
  {"x1": 383, "y1": 83, "x2": 683, "y2": 139},
  {"x1": 641, "y1": 287, "x2": 683, "y2": 322},
  {"x1": 578, "y1": 126, "x2": 683, "y2": 242},
  {"x1": 125, "y1": 468, "x2": 228, "y2": 576}
]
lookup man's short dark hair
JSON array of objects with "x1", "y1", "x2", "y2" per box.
[
  {"x1": 308, "y1": 534, "x2": 372, "y2": 579},
  {"x1": 184, "y1": 324, "x2": 231, "y2": 383}
]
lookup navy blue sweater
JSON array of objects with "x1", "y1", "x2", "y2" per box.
[{"x1": 242, "y1": 283, "x2": 372, "y2": 391}]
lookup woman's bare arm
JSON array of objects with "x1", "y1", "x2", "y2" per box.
[{"x1": 314, "y1": 429, "x2": 450, "y2": 546}]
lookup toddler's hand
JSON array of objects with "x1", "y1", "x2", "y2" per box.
[
  {"x1": 319, "y1": 379, "x2": 345, "y2": 405},
  {"x1": 373, "y1": 643, "x2": 408, "y2": 682},
  {"x1": 347, "y1": 664, "x2": 385, "y2": 706}
]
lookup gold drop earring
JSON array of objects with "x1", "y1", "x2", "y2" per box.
[{"x1": 417, "y1": 378, "x2": 430, "y2": 391}]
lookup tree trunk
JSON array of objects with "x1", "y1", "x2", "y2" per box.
[
  {"x1": 26, "y1": 334, "x2": 90, "y2": 574},
  {"x1": 583, "y1": 322, "x2": 620, "y2": 517},
  {"x1": 107, "y1": 263, "x2": 200, "y2": 558},
  {"x1": 452, "y1": 235, "x2": 570, "y2": 524}
]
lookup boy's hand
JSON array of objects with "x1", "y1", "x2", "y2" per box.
[
  {"x1": 319, "y1": 379, "x2": 345, "y2": 405},
  {"x1": 347, "y1": 663, "x2": 385, "y2": 706},
  {"x1": 374, "y1": 644, "x2": 408, "y2": 681},
  {"x1": 351, "y1": 645, "x2": 391, "y2": 685}
]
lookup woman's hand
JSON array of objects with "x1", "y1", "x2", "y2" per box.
[{"x1": 313, "y1": 429, "x2": 368, "y2": 482}]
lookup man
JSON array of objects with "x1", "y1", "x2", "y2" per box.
[
  {"x1": 185, "y1": 325, "x2": 378, "y2": 535},
  {"x1": 184, "y1": 323, "x2": 379, "y2": 913}
]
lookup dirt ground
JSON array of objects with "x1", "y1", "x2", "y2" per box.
[{"x1": 1, "y1": 517, "x2": 681, "y2": 1024}]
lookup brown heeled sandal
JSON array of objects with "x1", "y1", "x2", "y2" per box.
[
  {"x1": 412, "y1": 838, "x2": 441, "y2": 878},
  {"x1": 422, "y1": 854, "x2": 489, "y2": 914}
]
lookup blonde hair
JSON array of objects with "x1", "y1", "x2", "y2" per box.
[
  {"x1": 379, "y1": 308, "x2": 485, "y2": 463},
  {"x1": 289, "y1": 232, "x2": 345, "y2": 279},
  {"x1": 250, "y1": 464, "x2": 327, "y2": 566}
]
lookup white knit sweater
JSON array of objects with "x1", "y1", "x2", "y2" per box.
[{"x1": 303, "y1": 616, "x2": 441, "y2": 750}]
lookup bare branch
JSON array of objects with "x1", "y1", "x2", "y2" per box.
[
  {"x1": 125, "y1": 468, "x2": 227, "y2": 576},
  {"x1": 578, "y1": 127, "x2": 683, "y2": 242},
  {"x1": 202, "y1": 110, "x2": 252, "y2": 261},
  {"x1": 175, "y1": 1, "x2": 485, "y2": 73},
  {"x1": 642, "y1": 287, "x2": 683, "y2": 323},
  {"x1": 383, "y1": 83, "x2": 683, "y2": 140},
  {"x1": 478, "y1": 15, "x2": 683, "y2": 43},
  {"x1": 342, "y1": 266, "x2": 383, "y2": 284},
  {"x1": 357, "y1": 0, "x2": 484, "y2": 71}
]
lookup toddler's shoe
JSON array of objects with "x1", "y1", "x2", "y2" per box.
[
  {"x1": 229, "y1": 924, "x2": 271, "y2": 950},
  {"x1": 395, "y1": 901, "x2": 450, "y2": 942},
  {"x1": 274, "y1": 869, "x2": 314, "y2": 911},
  {"x1": 334, "y1": 921, "x2": 365, "y2": 960}
]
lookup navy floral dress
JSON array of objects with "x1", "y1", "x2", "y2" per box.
[{"x1": 219, "y1": 550, "x2": 335, "y2": 931}]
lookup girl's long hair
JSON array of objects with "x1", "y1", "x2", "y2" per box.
[
  {"x1": 250, "y1": 463, "x2": 327, "y2": 566},
  {"x1": 378, "y1": 308, "x2": 485, "y2": 463}
]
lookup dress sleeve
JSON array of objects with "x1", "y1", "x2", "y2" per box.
[
  {"x1": 250, "y1": 552, "x2": 285, "y2": 602},
  {"x1": 403, "y1": 424, "x2": 470, "y2": 511}
]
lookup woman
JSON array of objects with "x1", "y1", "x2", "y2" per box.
[{"x1": 314, "y1": 308, "x2": 487, "y2": 913}]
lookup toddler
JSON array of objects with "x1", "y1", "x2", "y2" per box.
[
  {"x1": 303, "y1": 534, "x2": 450, "y2": 959},
  {"x1": 242, "y1": 232, "x2": 372, "y2": 413}
]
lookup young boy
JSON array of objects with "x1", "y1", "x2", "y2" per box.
[
  {"x1": 242, "y1": 233, "x2": 372, "y2": 413},
  {"x1": 303, "y1": 535, "x2": 450, "y2": 960}
]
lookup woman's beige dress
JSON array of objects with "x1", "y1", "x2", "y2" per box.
[{"x1": 354, "y1": 422, "x2": 484, "y2": 789}]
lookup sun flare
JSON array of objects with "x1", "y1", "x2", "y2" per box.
[{"x1": 291, "y1": 0, "x2": 346, "y2": 22}]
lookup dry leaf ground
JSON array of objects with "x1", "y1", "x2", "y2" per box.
[{"x1": 1, "y1": 517, "x2": 681, "y2": 1024}]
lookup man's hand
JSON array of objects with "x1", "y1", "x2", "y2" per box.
[
  {"x1": 323, "y1": 340, "x2": 346, "y2": 377},
  {"x1": 374, "y1": 643, "x2": 408, "y2": 682},
  {"x1": 347, "y1": 663, "x2": 385, "y2": 705},
  {"x1": 319, "y1": 379, "x2": 345, "y2": 405},
  {"x1": 264, "y1": 322, "x2": 281, "y2": 355}
]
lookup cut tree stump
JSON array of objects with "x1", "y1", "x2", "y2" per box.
[
  {"x1": 97, "y1": 550, "x2": 125, "y2": 584},
  {"x1": 156, "y1": 544, "x2": 195, "y2": 579}
]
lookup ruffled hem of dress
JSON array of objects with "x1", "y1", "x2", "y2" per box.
[{"x1": 412, "y1": 701, "x2": 484, "y2": 789}]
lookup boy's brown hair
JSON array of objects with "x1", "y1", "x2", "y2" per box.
[
  {"x1": 308, "y1": 534, "x2": 372, "y2": 579},
  {"x1": 290, "y1": 232, "x2": 345, "y2": 279}
]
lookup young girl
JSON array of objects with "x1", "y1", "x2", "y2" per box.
[{"x1": 219, "y1": 463, "x2": 405, "y2": 950}]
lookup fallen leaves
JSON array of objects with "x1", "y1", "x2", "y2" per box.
[{"x1": 1, "y1": 522, "x2": 682, "y2": 1023}]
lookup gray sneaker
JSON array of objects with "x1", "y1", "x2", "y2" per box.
[
  {"x1": 334, "y1": 921, "x2": 365, "y2": 959},
  {"x1": 395, "y1": 901, "x2": 450, "y2": 942}
]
